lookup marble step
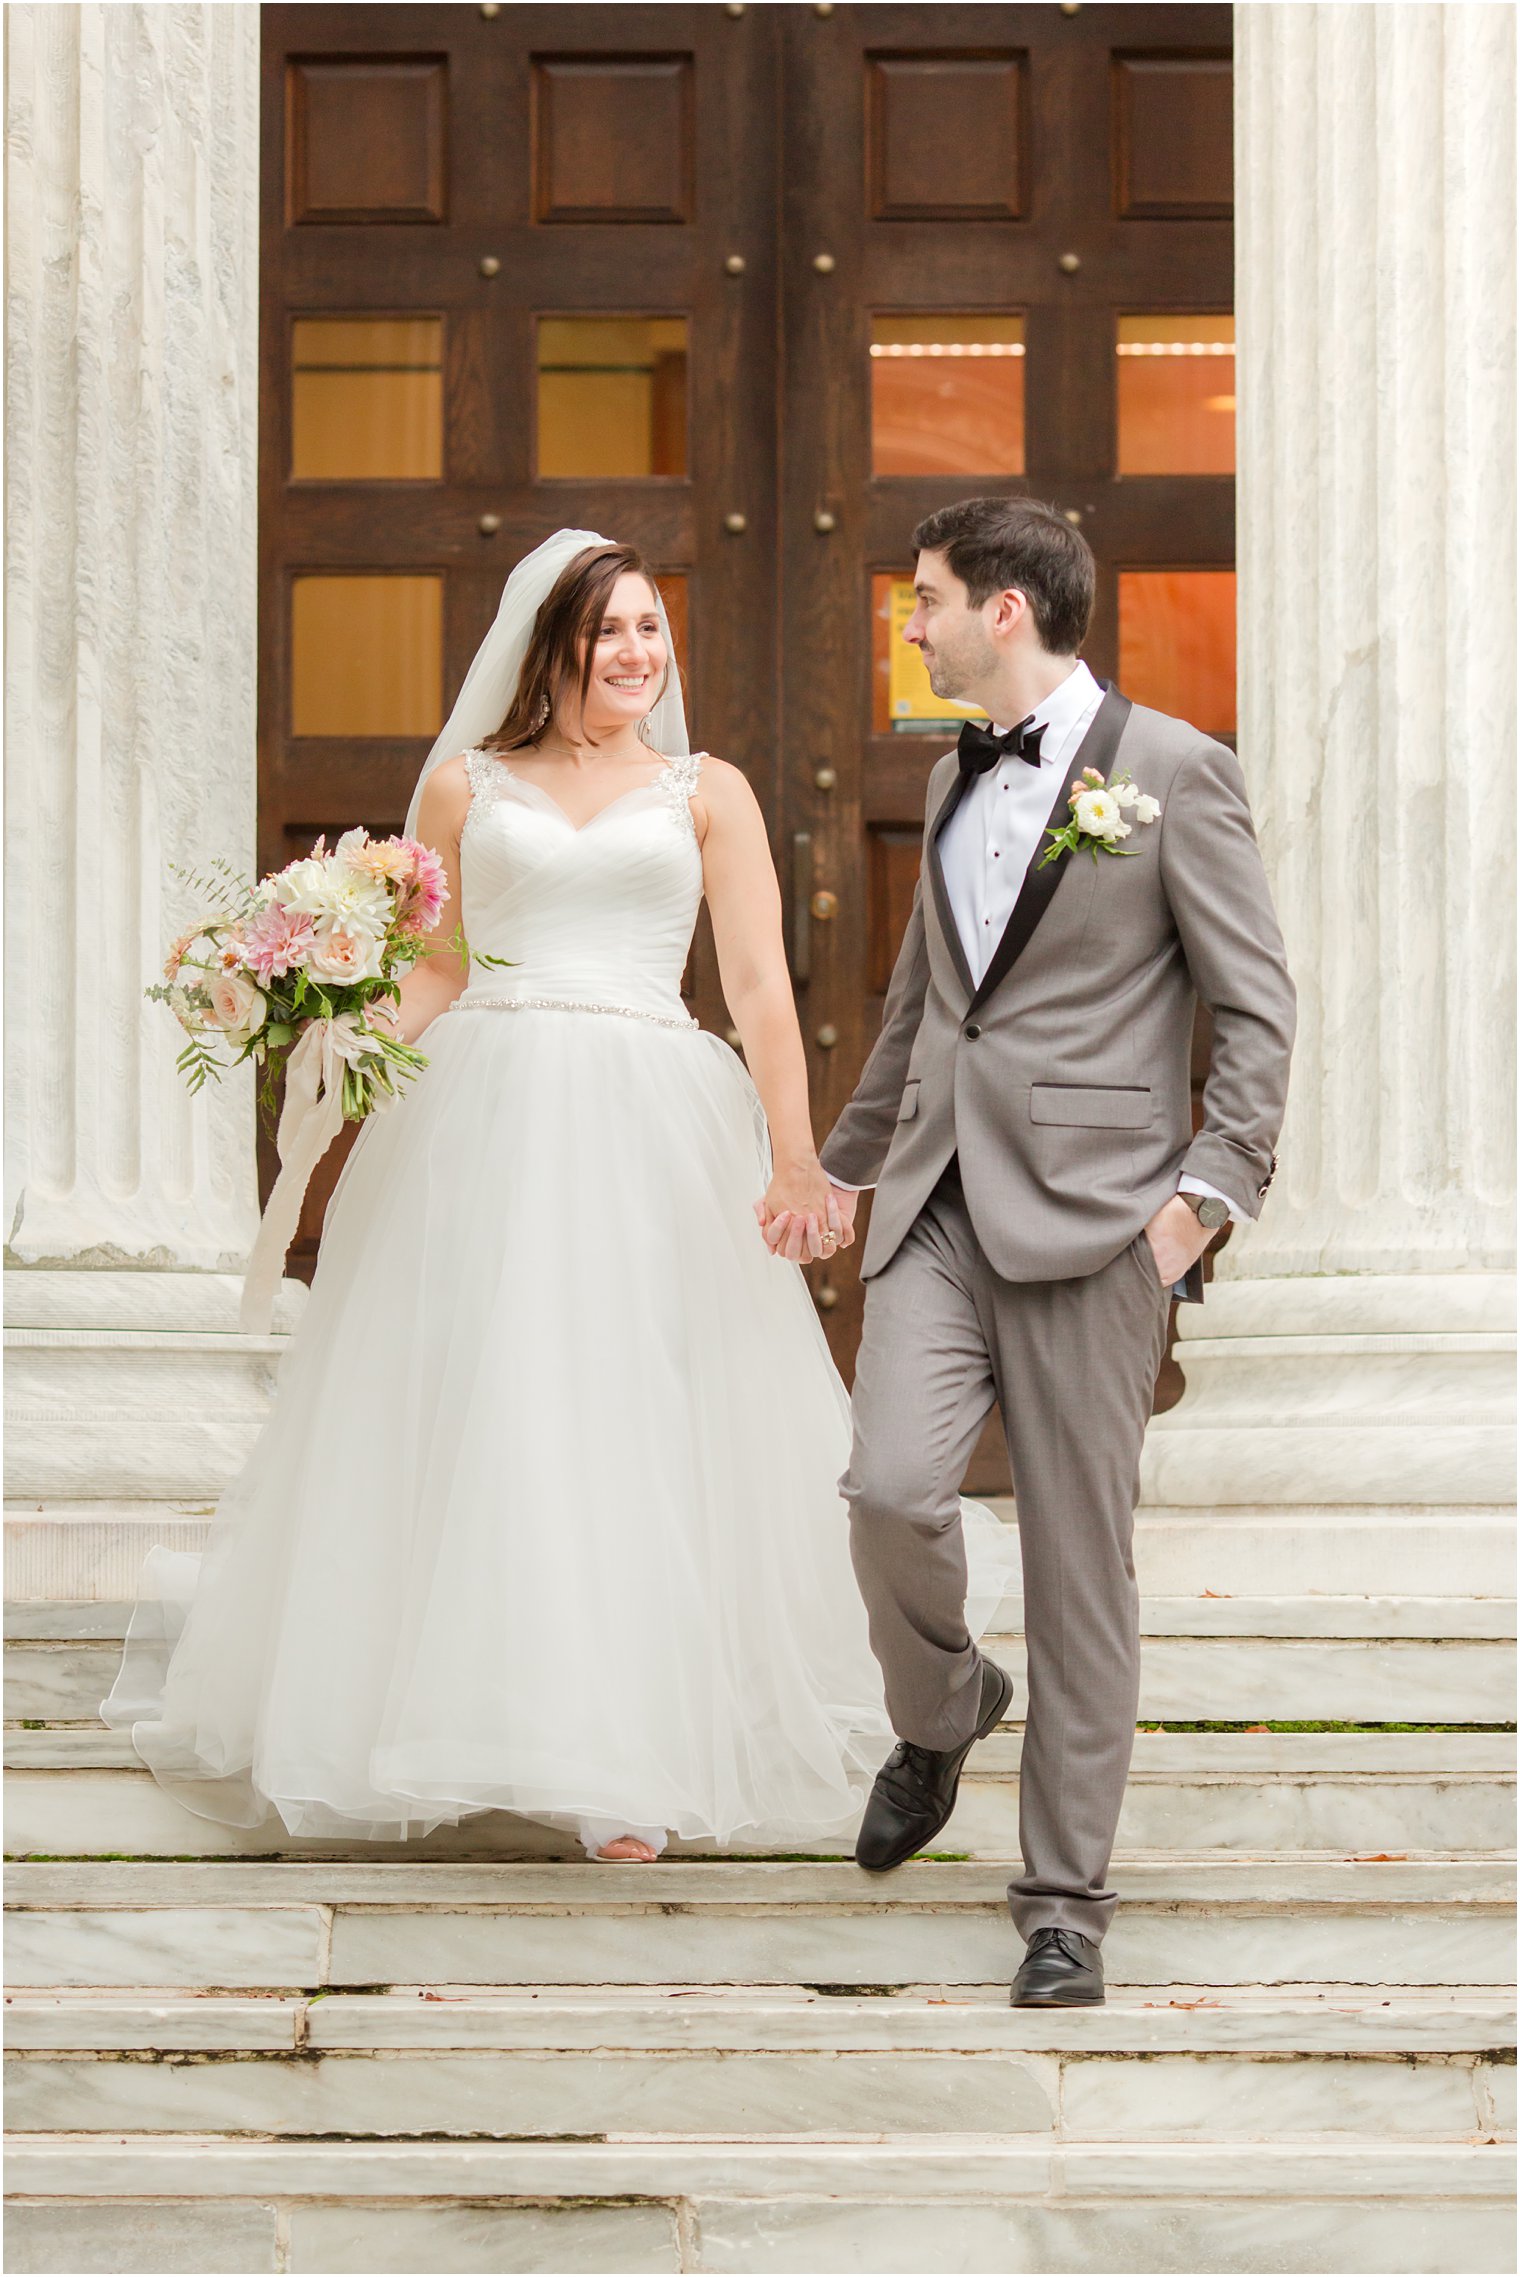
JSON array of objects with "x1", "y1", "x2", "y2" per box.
[
  {"x1": 4, "y1": 2136, "x2": 1514, "y2": 2275},
  {"x1": 6, "y1": 1499, "x2": 1515, "y2": 1605},
  {"x1": 6, "y1": 1858, "x2": 1512, "y2": 1991},
  {"x1": 10, "y1": 1592, "x2": 1517, "y2": 1643},
  {"x1": 11, "y1": 1630, "x2": 1513, "y2": 1726},
  {"x1": 5, "y1": 1741, "x2": 1512, "y2": 1860},
  {"x1": 5, "y1": 1987, "x2": 1513, "y2": 2145}
]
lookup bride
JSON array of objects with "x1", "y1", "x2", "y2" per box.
[{"x1": 106, "y1": 530, "x2": 1013, "y2": 1862}]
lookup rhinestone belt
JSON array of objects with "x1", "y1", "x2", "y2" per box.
[{"x1": 450, "y1": 994, "x2": 697, "y2": 1033}]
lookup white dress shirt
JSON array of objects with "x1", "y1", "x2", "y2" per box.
[
  {"x1": 941, "y1": 660, "x2": 1106, "y2": 984},
  {"x1": 831, "y1": 657, "x2": 1235, "y2": 1227}
]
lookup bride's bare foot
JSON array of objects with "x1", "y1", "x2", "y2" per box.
[{"x1": 593, "y1": 1835, "x2": 660, "y2": 1863}]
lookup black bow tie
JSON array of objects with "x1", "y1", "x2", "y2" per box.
[{"x1": 957, "y1": 714, "x2": 1047, "y2": 778}]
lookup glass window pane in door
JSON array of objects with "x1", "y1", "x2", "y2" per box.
[
  {"x1": 291, "y1": 575, "x2": 443, "y2": 736},
  {"x1": 537, "y1": 316, "x2": 688, "y2": 477},
  {"x1": 1116, "y1": 316, "x2": 1234, "y2": 474},
  {"x1": 871, "y1": 572, "x2": 987, "y2": 735},
  {"x1": 1118, "y1": 570, "x2": 1236, "y2": 734},
  {"x1": 871, "y1": 316, "x2": 1025, "y2": 476},
  {"x1": 291, "y1": 318, "x2": 443, "y2": 480}
]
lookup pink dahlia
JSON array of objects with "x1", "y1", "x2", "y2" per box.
[
  {"x1": 241, "y1": 901, "x2": 317, "y2": 982},
  {"x1": 394, "y1": 839, "x2": 449, "y2": 935}
]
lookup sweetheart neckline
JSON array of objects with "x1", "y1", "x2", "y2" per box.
[{"x1": 479, "y1": 751, "x2": 698, "y2": 837}]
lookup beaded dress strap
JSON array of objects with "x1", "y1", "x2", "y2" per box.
[
  {"x1": 460, "y1": 748, "x2": 502, "y2": 842},
  {"x1": 660, "y1": 751, "x2": 705, "y2": 840}
]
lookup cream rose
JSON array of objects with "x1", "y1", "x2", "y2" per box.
[
  {"x1": 307, "y1": 921, "x2": 386, "y2": 985},
  {"x1": 205, "y1": 970, "x2": 267, "y2": 1036}
]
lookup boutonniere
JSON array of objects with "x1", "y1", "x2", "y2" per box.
[{"x1": 1039, "y1": 766, "x2": 1161, "y2": 868}]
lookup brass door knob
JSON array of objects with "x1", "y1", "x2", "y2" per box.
[
  {"x1": 814, "y1": 765, "x2": 837, "y2": 791},
  {"x1": 725, "y1": 1026, "x2": 743, "y2": 1048},
  {"x1": 814, "y1": 509, "x2": 837, "y2": 534},
  {"x1": 725, "y1": 2, "x2": 746, "y2": 14},
  {"x1": 815, "y1": 1023, "x2": 839, "y2": 1049},
  {"x1": 1062, "y1": 508, "x2": 1082, "y2": 528},
  {"x1": 812, "y1": 252, "x2": 836, "y2": 274},
  {"x1": 724, "y1": 253, "x2": 747, "y2": 275},
  {"x1": 477, "y1": 513, "x2": 501, "y2": 536},
  {"x1": 479, "y1": 255, "x2": 502, "y2": 278},
  {"x1": 809, "y1": 890, "x2": 838, "y2": 921},
  {"x1": 1058, "y1": 251, "x2": 1081, "y2": 276},
  {"x1": 815, "y1": 1283, "x2": 839, "y2": 1310},
  {"x1": 480, "y1": 3, "x2": 501, "y2": 15},
  {"x1": 723, "y1": 511, "x2": 748, "y2": 535}
]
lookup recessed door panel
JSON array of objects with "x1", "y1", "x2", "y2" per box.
[
  {"x1": 867, "y1": 53, "x2": 1026, "y2": 220},
  {"x1": 532, "y1": 55, "x2": 694, "y2": 223},
  {"x1": 287, "y1": 57, "x2": 448, "y2": 223}
]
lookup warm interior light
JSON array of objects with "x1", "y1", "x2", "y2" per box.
[
  {"x1": 1116, "y1": 340, "x2": 1236, "y2": 357},
  {"x1": 869, "y1": 342, "x2": 1025, "y2": 358}
]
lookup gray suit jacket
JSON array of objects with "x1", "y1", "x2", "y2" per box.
[{"x1": 821, "y1": 686, "x2": 1296, "y2": 1285}]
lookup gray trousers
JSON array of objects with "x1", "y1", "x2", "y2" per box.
[{"x1": 841, "y1": 1160, "x2": 1170, "y2": 1943}]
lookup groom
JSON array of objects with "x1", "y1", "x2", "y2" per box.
[{"x1": 815, "y1": 497, "x2": 1294, "y2": 2007}]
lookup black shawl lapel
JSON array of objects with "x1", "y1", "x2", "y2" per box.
[
  {"x1": 926, "y1": 764, "x2": 977, "y2": 1002},
  {"x1": 966, "y1": 682, "x2": 1134, "y2": 1017}
]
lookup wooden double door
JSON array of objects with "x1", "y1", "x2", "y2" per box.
[{"x1": 260, "y1": 2, "x2": 1235, "y2": 1381}]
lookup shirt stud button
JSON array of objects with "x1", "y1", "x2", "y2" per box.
[{"x1": 964, "y1": 1022, "x2": 981, "y2": 1039}]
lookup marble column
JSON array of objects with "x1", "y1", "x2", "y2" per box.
[
  {"x1": 1143, "y1": 2, "x2": 1516, "y2": 1519},
  {"x1": 4, "y1": 4, "x2": 293, "y2": 1503}
]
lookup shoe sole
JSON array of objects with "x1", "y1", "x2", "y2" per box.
[
  {"x1": 855, "y1": 1661, "x2": 1015, "y2": 1874},
  {"x1": 1011, "y1": 1990, "x2": 1106, "y2": 2008}
]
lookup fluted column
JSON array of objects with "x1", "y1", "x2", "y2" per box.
[
  {"x1": 4, "y1": 6, "x2": 289, "y2": 1500},
  {"x1": 1144, "y1": 1, "x2": 1516, "y2": 1513}
]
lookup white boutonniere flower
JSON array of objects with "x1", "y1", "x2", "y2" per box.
[{"x1": 1040, "y1": 766, "x2": 1161, "y2": 868}]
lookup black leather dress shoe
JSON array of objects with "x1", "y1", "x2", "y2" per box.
[
  {"x1": 1010, "y1": 1926, "x2": 1105, "y2": 2007},
  {"x1": 854, "y1": 1659, "x2": 1013, "y2": 1873}
]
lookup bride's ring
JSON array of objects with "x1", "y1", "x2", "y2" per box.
[{"x1": 820, "y1": 1231, "x2": 838, "y2": 1250}]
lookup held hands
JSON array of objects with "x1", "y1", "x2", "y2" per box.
[
  {"x1": 1143, "y1": 1193, "x2": 1215, "y2": 1288},
  {"x1": 754, "y1": 1162, "x2": 858, "y2": 1264}
]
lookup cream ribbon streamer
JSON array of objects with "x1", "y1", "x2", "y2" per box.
[{"x1": 238, "y1": 1017, "x2": 376, "y2": 1335}]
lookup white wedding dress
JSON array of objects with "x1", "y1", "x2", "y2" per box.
[{"x1": 106, "y1": 749, "x2": 1015, "y2": 1851}]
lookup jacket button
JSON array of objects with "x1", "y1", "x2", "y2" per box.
[{"x1": 964, "y1": 1022, "x2": 981, "y2": 1039}]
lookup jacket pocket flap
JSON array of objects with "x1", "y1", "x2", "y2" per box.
[
  {"x1": 896, "y1": 1082, "x2": 920, "y2": 1122},
  {"x1": 1030, "y1": 1084, "x2": 1152, "y2": 1130}
]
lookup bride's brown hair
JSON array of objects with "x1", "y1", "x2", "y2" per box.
[{"x1": 487, "y1": 542, "x2": 672, "y2": 750}]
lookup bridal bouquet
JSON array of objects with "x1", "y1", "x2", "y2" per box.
[
  {"x1": 152, "y1": 830, "x2": 450, "y2": 1331},
  {"x1": 153, "y1": 829, "x2": 449, "y2": 1118}
]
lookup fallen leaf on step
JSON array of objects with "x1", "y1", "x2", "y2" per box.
[
  {"x1": 1354, "y1": 1853, "x2": 1408, "y2": 1862},
  {"x1": 1200, "y1": 1589, "x2": 1230, "y2": 1598}
]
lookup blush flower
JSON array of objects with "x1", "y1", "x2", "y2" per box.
[
  {"x1": 204, "y1": 970, "x2": 267, "y2": 1039},
  {"x1": 394, "y1": 840, "x2": 449, "y2": 935},
  {"x1": 307, "y1": 921, "x2": 387, "y2": 985},
  {"x1": 241, "y1": 901, "x2": 316, "y2": 983},
  {"x1": 347, "y1": 833, "x2": 418, "y2": 887},
  {"x1": 163, "y1": 928, "x2": 199, "y2": 981}
]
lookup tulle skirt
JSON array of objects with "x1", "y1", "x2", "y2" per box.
[{"x1": 104, "y1": 1006, "x2": 1015, "y2": 1847}]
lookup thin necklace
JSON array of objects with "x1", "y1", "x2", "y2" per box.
[{"x1": 531, "y1": 735, "x2": 651, "y2": 766}]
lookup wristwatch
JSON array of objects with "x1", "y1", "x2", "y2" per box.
[{"x1": 1181, "y1": 1190, "x2": 1230, "y2": 1230}]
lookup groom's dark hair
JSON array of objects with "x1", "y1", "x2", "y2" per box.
[{"x1": 913, "y1": 496, "x2": 1095, "y2": 656}]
